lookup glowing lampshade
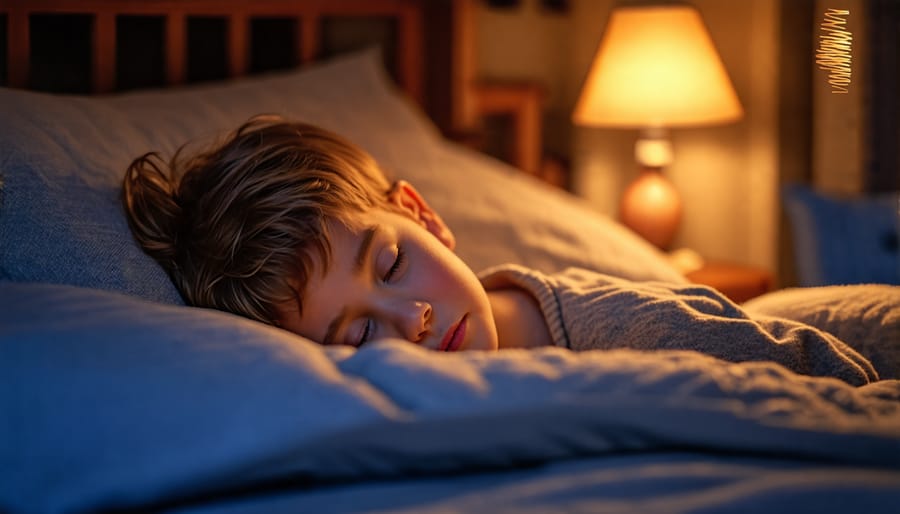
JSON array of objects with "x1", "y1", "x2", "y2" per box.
[{"x1": 573, "y1": 4, "x2": 742, "y2": 128}]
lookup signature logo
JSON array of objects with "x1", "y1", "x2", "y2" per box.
[{"x1": 815, "y1": 9, "x2": 852, "y2": 94}]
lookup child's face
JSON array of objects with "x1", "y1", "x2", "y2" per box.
[{"x1": 279, "y1": 182, "x2": 499, "y2": 352}]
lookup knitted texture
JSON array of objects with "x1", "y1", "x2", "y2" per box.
[{"x1": 480, "y1": 264, "x2": 879, "y2": 386}]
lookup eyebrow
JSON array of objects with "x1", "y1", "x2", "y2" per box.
[
  {"x1": 323, "y1": 225, "x2": 378, "y2": 346},
  {"x1": 354, "y1": 225, "x2": 378, "y2": 274}
]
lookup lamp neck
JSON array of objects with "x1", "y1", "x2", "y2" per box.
[{"x1": 635, "y1": 127, "x2": 673, "y2": 169}]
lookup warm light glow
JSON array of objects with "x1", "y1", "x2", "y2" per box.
[{"x1": 573, "y1": 4, "x2": 743, "y2": 128}]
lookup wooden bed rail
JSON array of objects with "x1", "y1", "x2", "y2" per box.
[{"x1": 0, "y1": 0, "x2": 422, "y2": 102}]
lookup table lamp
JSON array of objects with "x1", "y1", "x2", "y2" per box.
[{"x1": 573, "y1": 2, "x2": 743, "y2": 249}]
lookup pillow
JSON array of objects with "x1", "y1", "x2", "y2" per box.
[
  {"x1": 403, "y1": 142, "x2": 686, "y2": 282},
  {"x1": 783, "y1": 185, "x2": 900, "y2": 286},
  {"x1": 0, "y1": 281, "x2": 396, "y2": 514},
  {"x1": 743, "y1": 283, "x2": 900, "y2": 379},
  {"x1": 0, "y1": 49, "x2": 438, "y2": 304},
  {"x1": 0, "y1": 46, "x2": 683, "y2": 308}
]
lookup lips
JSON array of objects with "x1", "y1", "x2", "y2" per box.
[{"x1": 438, "y1": 314, "x2": 468, "y2": 352}]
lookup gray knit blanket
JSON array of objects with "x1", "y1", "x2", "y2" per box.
[{"x1": 481, "y1": 265, "x2": 899, "y2": 385}]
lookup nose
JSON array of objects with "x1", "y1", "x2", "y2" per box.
[{"x1": 387, "y1": 300, "x2": 432, "y2": 343}]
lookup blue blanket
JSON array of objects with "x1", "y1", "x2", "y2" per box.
[{"x1": 2, "y1": 282, "x2": 899, "y2": 513}]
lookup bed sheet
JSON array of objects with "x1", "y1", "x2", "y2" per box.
[{"x1": 169, "y1": 453, "x2": 900, "y2": 514}]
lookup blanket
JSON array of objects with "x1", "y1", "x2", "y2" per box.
[
  {"x1": 2, "y1": 282, "x2": 899, "y2": 513},
  {"x1": 481, "y1": 265, "x2": 888, "y2": 385},
  {"x1": 745, "y1": 283, "x2": 900, "y2": 379}
]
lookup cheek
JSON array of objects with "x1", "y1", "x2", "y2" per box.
[
  {"x1": 290, "y1": 275, "x2": 353, "y2": 344},
  {"x1": 417, "y1": 248, "x2": 471, "y2": 292}
]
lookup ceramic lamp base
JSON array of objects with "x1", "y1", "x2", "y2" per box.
[{"x1": 619, "y1": 167, "x2": 682, "y2": 249}]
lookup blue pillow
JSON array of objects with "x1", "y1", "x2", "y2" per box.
[
  {"x1": 783, "y1": 185, "x2": 900, "y2": 286},
  {"x1": 0, "y1": 92, "x2": 185, "y2": 303},
  {"x1": 0, "y1": 49, "x2": 437, "y2": 304}
]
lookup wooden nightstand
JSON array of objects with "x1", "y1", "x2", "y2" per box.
[{"x1": 685, "y1": 262, "x2": 773, "y2": 303}]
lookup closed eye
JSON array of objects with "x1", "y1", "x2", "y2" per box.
[
  {"x1": 383, "y1": 246, "x2": 406, "y2": 282},
  {"x1": 356, "y1": 318, "x2": 373, "y2": 347}
]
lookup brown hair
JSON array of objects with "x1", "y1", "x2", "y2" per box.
[{"x1": 122, "y1": 115, "x2": 392, "y2": 325}]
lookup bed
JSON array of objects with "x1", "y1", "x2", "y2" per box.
[{"x1": 1, "y1": 1, "x2": 899, "y2": 513}]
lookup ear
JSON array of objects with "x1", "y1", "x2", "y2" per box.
[{"x1": 388, "y1": 180, "x2": 456, "y2": 250}]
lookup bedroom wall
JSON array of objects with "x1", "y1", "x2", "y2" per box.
[
  {"x1": 475, "y1": 0, "x2": 781, "y2": 274},
  {"x1": 474, "y1": 1, "x2": 572, "y2": 156}
]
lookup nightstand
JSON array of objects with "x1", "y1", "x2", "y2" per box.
[{"x1": 685, "y1": 261, "x2": 773, "y2": 303}]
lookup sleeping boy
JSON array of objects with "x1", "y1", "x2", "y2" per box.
[{"x1": 122, "y1": 115, "x2": 883, "y2": 386}]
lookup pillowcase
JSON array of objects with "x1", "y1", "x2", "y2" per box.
[
  {"x1": 0, "y1": 49, "x2": 438, "y2": 304},
  {"x1": 405, "y1": 142, "x2": 686, "y2": 282},
  {"x1": 0, "y1": 46, "x2": 684, "y2": 309},
  {"x1": 782, "y1": 184, "x2": 900, "y2": 286},
  {"x1": 0, "y1": 281, "x2": 396, "y2": 514}
]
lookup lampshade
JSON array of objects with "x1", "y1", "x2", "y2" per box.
[{"x1": 573, "y1": 4, "x2": 743, "y2": 128}]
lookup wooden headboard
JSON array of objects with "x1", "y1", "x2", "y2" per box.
[
  {"x1": 0, "y1": 0, "x2": 476, "y2": 137},
  {"x1": 0, "y1": 0, "x2": 550, "y2": 177}
]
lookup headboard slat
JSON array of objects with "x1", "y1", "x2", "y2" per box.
[
  {"x1": 227, "y1": 13, "x2": 248, "y2": 78},
  {"x1": 165, "y1": 12, "x2": 186, "y2": 86},
  {"x1": 299, "y1": 15, "x2": 319, "y2": 64},
  {"x1": 396, "y1": 6, "x2": 422, "y2": 105},
  {"x1": 7, "y1": 8, "x2": 28, "y2": 89},
  {"x1": 93, "y1": 11, "x2": 115, "y2": 93}
]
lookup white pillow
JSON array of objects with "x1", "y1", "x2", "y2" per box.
[{"x1": 397, "y1": 142, "x2": 686, "y2": 282}]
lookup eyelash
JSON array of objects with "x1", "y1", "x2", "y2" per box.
[
  {"x1": 384, "y1": 246, "x2": 406, "y2": 282},
  {"x1": 357, "y1": 319, "x2": 373, "y2": 348},
  {"x1": 357, "y1": 246, "x2": 405, "y2": 347}
]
